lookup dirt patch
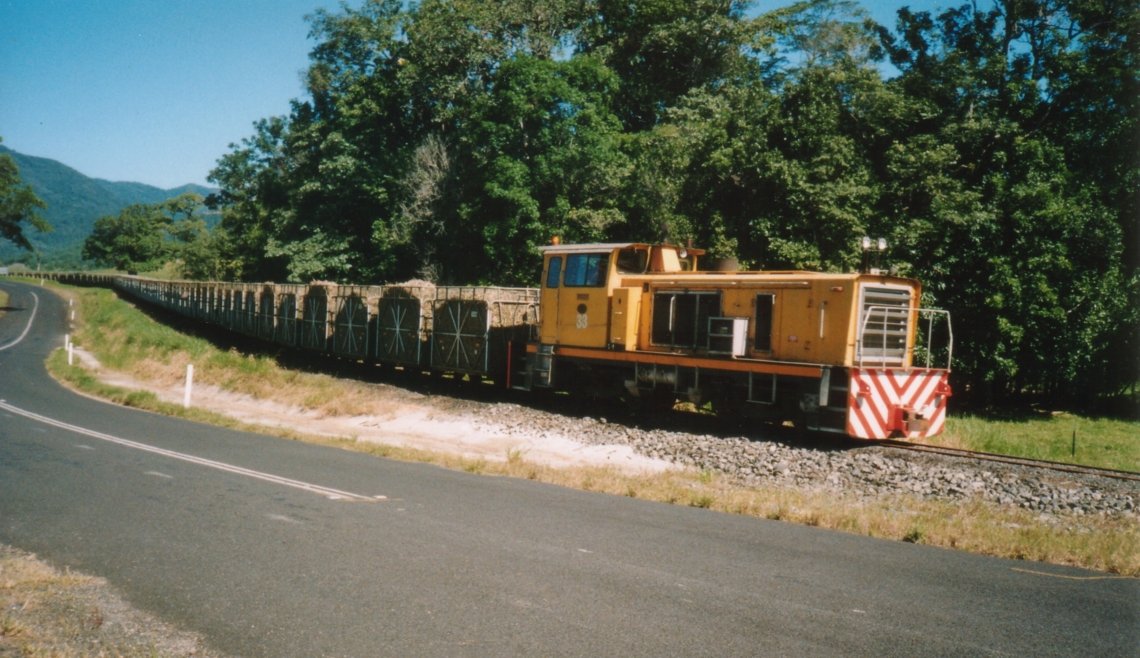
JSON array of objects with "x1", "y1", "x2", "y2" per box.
[{"x1": 71, "y1": 348, "x2": 678, "y2": 475}]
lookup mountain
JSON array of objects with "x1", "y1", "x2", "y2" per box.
[{"x1": 0, "y1": 145, "x2": 217, "y2": 268}]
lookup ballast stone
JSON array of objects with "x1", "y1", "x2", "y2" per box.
[{"x1": 472, "y1": 401, "x2": 1137, "y2": 521}]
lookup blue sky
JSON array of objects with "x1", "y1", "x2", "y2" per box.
[
  {"x1": 0, "y1": 0, "x2": 341, "y2": 188},
  {"x1": 0, "y1": 0, "x2": 951, "y2": 189}
]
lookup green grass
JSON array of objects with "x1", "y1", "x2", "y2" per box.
[
  {"x1": 939, "y1": 413, "x2": 1139, "y2": 472},
  {"x1": 75, "y1": 285, "x2": 214, "y2": 369}
]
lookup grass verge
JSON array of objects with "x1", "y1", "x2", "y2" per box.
[
  {"x1": 937, "y1": 413, "x2": 1138, "y2": 472},
  {"x1": 0, "y1": 545, "x2": 216, "y2": 656},
  {"x1": 39, "y1": 283, "x2": 1140, "y2": 576}
]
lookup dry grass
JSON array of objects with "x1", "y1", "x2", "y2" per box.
[
  {"x1": 56, "y1": 284, "x2": 401, "y2": 419},
  {"x1": 0, "y1": 545, "x2": 216, "y2": 657}
]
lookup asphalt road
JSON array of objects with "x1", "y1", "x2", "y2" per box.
[{"x1": 1, "y1": 280, "x2": 1136, "y2": 657}]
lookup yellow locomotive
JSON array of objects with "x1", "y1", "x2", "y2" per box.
[{"x1": 524, "y1": 242, "x2": 953, "y2": 438}]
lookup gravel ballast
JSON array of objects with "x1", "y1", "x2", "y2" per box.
[{"x1": 470, "y1": 398, "x2": 1138, "y2": 521}]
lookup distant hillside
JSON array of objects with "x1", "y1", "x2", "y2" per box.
[{"x1": 0, "y1": 145, "x2": 217, "y2": 268}]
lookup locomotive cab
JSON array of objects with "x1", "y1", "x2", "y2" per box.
[{"x1": 537, "y1": 243, "x2": 702, "y2": 349}]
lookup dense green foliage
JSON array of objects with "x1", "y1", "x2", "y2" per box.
[
  {"x1": 82, "y1": 193, "x2": 226, "y2": 278},
  {"x1": 202, "y1": 0, "x2": 1136, "y2": 407},
  {"x1": 0, "y1": 139, "x2": 50, "y2": 253},
  {"x1": 0, "y1": 144, "x2": 215, "y2": 269}
]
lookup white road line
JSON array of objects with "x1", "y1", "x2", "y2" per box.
[
  {"x1": 267, "y1": 513, "x2": 303, "y2": 524},
  {"x1": 1010, "y1": 567, "x2": 1133, "y2": 581},
  {"x1": 0, "y1": 400, "x2": 383, "y2": 503},
  {"x1": 0, "y1": 290, "x2": 39, "y2": 352}
]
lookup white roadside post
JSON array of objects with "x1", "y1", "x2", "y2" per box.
[{"x1": 183, "y1": 364, "x2": 194, "y2": 409}]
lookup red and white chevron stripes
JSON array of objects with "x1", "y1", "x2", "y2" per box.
[{"x1": 847, "y1": 368, "x2": 951, "y2": 439}]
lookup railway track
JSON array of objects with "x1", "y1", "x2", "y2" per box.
[{"x1": 879, "y1": 439, "x2": 1140, "y2": 483}]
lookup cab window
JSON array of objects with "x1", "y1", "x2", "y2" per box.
[
  {"x1": 564, "y1": 253, "x2": 608, "y2": 287},
  {"x1": 616, "y1": 247, "x2": 649, "y2": 274},
  {"x1": 545, "y1": 256, "x2": 562, "y2": 288}
]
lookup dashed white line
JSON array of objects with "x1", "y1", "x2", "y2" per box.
[{"x1": 0, "y1": 400, "x2": 384, "y2": 503}]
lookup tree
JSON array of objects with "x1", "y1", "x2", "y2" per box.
[
  {"x1": 452, "y1": 54, "x2": 629, "y2": 283},
  {"x1": 0, "y1": 137, "x2": 50, "y2": 251},
  {"x1": 581, "y1": 0, "x2": 756, "y2": 130},
  {"x1": 207, "y1": 116, "x2": 293, "y2": 281},
  {"x1": 209, "y1": 0, "x2": 622, "y2": 284},
  {"x1": 210, "y1": 1, "x2": 418, "y2": 283},
  {"x1": 876, "y1": 0, "x2": 1138, "y2": 404},
  {"x1": 630, "y1": 0, "x2": 886, "y2": 269},
  {"x1": 82, "y1": 193, "x2": 211, "y2": 274},
  {"x1": 83, "y1": 204, "x2": 170, "y2": 271}
]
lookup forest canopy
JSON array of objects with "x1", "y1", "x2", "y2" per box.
[{"x1": 198, "y1": 0, "x2": 1137, "y2": 406}]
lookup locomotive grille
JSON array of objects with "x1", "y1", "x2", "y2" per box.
[{"x1": 858, "y1": 286, "x2": 911, "y2": 365}]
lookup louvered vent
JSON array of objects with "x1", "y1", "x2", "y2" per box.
[{"x1": 858, "y1": 286, "x2": 911, "y2": 365}]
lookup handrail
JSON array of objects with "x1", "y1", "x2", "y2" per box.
[{"x1": 858, "y1": 305, "x2": 953, "y2": 370}]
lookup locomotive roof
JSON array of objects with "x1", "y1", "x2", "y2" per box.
[
  {"x1": 537, "y1": 242, "x2": 649, "y2": 254},
  {"x1": 535, "y1": 242, "x2": 916, "y2": 284},
  {"x1": 623, "y1": 270, "x2": 919, "y2": 286},
  {"x1": 537, "y1": 242, "x2": 708, "y2": 255}
]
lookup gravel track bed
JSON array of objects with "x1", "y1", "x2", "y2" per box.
[{"x1": 467, "y1": 397, "x2": 1138, "y2": 521}]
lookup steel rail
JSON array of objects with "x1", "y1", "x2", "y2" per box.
[{"x1": 879, "y1": 439, "x2": 1140, "y2": 483}]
